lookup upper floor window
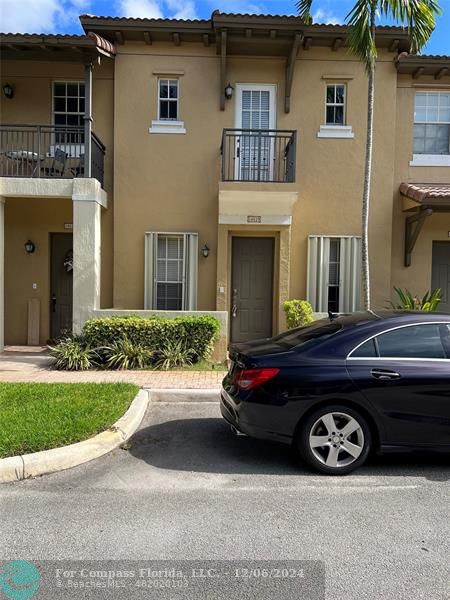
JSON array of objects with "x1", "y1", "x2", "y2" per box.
[
  {"x1": 414, "y1": 92, "x2": 450, "y2": 155},
  {"x1": 53, "y1": 81, "x2": 85, "y2": 128},
  {"x1": 158, "y1": 79, "x2": 179, "y2": 120},
  {"x1": 53, "y1": 81, "x2": 84, "y2": 145},
  {"x1": 325, "y1": 84, "x2": 346, "y2": 125}
]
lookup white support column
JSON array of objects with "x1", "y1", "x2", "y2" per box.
[
  {"x1": 0, "y1": 197, "x2": 4, "y2": 352},
  {"x1": 72, "y1": 179, "x2": 106, "y2": 334}
]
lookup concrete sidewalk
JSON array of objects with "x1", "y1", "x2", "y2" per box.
[{"x1": 0, "y1": 347, "x2": 226, "y2": 388}]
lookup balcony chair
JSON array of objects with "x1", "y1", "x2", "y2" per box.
[{"x1": 41, "y1": 148, "x2": 68, "y2": 177}]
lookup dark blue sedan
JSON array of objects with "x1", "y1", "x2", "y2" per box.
[{"x1": 221, "y1": 311, "x2": 450, "y2": 474}]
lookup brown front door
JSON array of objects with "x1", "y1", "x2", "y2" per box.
[
  {"x1": 231, "y1": 237, "x2": 274, "y2": 343},
  {"x1": 50, "y1": 233, "x2": 73, "y2": 339},
  {"x1": 432, "y1": 241, "x2": 450, "y2": 313}
]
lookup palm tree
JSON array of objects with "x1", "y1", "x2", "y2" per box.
[{"x1": 297, "y1": 0, "x2": 440, "y2": 310}]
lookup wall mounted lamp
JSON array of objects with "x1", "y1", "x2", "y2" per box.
[
  {"x1": 201, "y1": 244, "x2": 210, "y2": 258},
  {"x1": 3, "y1": 83, "x2": 14, "y2": 99},
  {"x1": 224, "y1": 83, "x2": 234, "y2": 100},
  {"x1": 24, "y1": 240, "x2": 36, "y2": 254}
]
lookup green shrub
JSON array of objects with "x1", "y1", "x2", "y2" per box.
[
  {"x1": 154, "y1": 339, "x2": 195, "y2": 370},
  {"x1": 390, "y1": 287, "x2": 442, "y2": 311},
  {"x1": 283, "y1": 299, "x2": 314, "y2": 329},
  {"x1": 101, "y1": 338, "x2": 154, "y2": 370},
  {"x1": 49, "y1": 339, "x2": 98, "y2": 371},
  {"x1": 82, "y1": 315, "x2": 220, "y2": 362}
]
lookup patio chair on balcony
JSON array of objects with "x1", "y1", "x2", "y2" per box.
[
  {"x1": 71, "y1": 153, "x2": 84, "y2": 178},
  {"x1": 41, "y1": 148, "x2": 68, "y2": 178}
]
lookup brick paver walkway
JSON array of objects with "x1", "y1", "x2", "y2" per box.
[{"x1": 0, "y1": 348, "x2": 225, "y2": 388}]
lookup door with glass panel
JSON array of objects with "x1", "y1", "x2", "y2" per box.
[{"x1": 235, "y1": 84, "x2": 276, "y2": 181}]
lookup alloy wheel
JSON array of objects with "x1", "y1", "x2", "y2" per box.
[{"x1": 309, "y1": 411, "x2": 365, "y2": 468}]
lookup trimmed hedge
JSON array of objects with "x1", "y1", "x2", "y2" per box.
[{"x1": 82, "y1": 315, "x2": 220, "y2": 362}]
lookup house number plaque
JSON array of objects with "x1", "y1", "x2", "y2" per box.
[{"x1": 247, "y1": 215, "x2": 262, "y2": 224}]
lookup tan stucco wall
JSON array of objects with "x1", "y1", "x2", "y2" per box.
[
  {"x1": 0, "y1": 59, "x2": 115, "y2": 315},
  {"x1": 4, "y1": 196, "x2": 72, "y2": 344},
  {"x1": 112, "y1": 43, "x2": 400, "y2": 318},
  {"x1": 391, "y1": 74, "x2": 450, "y2": 297},
  {"x1": 3, "y1": 42, "x2": 449, "y2": 345}
]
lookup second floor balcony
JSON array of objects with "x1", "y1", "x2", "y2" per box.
[
  {"x1": 0, "y1": 124, "x2": 105, "y2": 187},
  {"x1": 221, "y1": 129, "x2": 297, "y2": 184}
]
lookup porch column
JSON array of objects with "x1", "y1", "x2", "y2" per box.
[
  {"x1": 84, "y1": 62, "x2": 93, "y2": 178},
  {"x1": 72, "y1": 179, "x2": 106, "y2": 334},
  {"x1": 0, "y1": 196, "x2": 4, "y2": 352}
]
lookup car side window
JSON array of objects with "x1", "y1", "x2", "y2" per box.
[
  {"x1": 351, "y1": 338, "x2": 378, "y2": 358},
  {"x1": 376, "y1": 324, "x2": 446, "y2": 359},
  {"x1": 439, "y1": 324, "x2": 450, "y2": 358}
]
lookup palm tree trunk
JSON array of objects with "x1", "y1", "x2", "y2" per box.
[{"x1": 361, "y1": 7, "x2": 376, "y2": 311}]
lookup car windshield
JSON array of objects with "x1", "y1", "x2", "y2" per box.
[{"x1": 271, "y1": 320, "x2": 343, "y2": 350}]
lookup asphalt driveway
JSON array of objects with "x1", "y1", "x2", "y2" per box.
[{"x1": 0, "y1": 398, "x2": 449, "y2": 599}]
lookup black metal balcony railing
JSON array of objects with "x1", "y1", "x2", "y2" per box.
[
  {"x1": 0, "y1": 125, "x2": 105, "y2": 186},
  {"x1": 221, "y1": 129, "x2": 297, "y2": 183}
]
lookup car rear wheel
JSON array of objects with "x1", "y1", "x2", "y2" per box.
[{"x1": 296, "y1": 405, "x2": 372, "y2": 475}]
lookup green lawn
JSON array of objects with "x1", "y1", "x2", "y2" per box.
[{"x1": 0, "y1": 383, "x2": 139, "y2": 458}]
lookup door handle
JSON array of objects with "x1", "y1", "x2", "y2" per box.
[
  {"x1": 51, "y1": 294, "x2": 57, "y2": 313},
  {"x1": 371, "y1": 368, "x2": 400, "y2": 381},
  {"x1": 231, "y1": 304, "x2": 238, "y2": 318}
]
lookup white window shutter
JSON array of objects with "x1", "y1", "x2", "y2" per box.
[
  {"x1": 183, "y1": 233, "x2": 198, "y2": 310},
  {"x1": 339, "y1": 237, "x2": 361, "y2": 312},
  {"x1": 144, "y1": 232, "x2": 157, "y2": 309},
  {"x1": 307, "y1": 236, "x2": 330, "y2": 312}
]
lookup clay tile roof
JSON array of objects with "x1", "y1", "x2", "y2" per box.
[
  {"x1": 400, "y1": 182, "x2": 450, "y2": 204},
  {"x1": 80, "y1": 13, "x2": 209, "y2": 24},
  {"x1": 87, "y1": 32, "x2": 116, "y2": 55}
]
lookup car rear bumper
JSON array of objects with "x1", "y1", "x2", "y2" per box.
[{"x1": 220, "y1": 388, "x2": 292, "y2": 444}]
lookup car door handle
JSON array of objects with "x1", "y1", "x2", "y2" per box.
[{"x1": 371, "y1": 369, "x2": 401, "y2": 381}]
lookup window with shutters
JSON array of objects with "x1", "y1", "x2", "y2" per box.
[
  {"x1": 144, "y1": 232, "x2": 198, "y2": 310},
  {"x1": 307, "y1": 236, "x2": 361, "y2": 313}
]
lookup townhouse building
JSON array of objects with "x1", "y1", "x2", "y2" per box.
[{"x1": 0, "y1": 11, "x2": 449, "y2": 354}]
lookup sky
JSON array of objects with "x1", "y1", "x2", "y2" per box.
[{"x1": 0, "y1": 0, "x2": 449, "y2": 55}]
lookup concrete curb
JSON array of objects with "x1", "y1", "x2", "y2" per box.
[{"x1": 0, "y1": 389, "x2": 150, "y2": 484}]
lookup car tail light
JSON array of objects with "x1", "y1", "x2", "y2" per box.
[{"x1": 234, "y1": 368, "x2": 280, "y2": 390}]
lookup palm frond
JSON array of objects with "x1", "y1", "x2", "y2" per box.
[
  {"x1": 380, "y1": 0, "x2": 440, "y2": 52},
  {"x1": 296, "y1": 0, "x2": 313, "y2": 23},
  {"x1": 346, "y1": 0, "x2": 377, "y2": 73}
]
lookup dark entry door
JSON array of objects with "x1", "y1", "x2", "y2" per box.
[
  {"x1": 50, "y1": 233, "x2": 73, "y2": 339},
  {"x1": 432, "y1": 241, "x2": 450, "y2": 312},
  {"x1": 231, "y1": 237, "x2": 274, "y2": 343}
]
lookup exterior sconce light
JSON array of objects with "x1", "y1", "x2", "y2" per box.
[
  {"x1": 201, "y1": 244, "x2": 210, "y2": 258},
  {"x1": 224, "y1": 83, "x2": 234, "y2": 100},
  {"x1": 24, "y1": 240, "x2": 36, "y2": 254},
  {"x1": 3, "y1": 83, "x2": 14, "y2": 99}
]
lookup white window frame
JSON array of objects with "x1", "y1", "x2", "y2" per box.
[
  {"x1": 410, "y1": 91, "x2": 450, "y2": 166},
  {"x1": 307, "y1": 235, "x2": 361, "y2": 313},
  {"x1": 234, "y1": 83, "x2": 277, "y2": 181},
  {"x1": 149, "y1": 78, "x2": 186, "y2": 134},
  {"x1": 144, "y1": 232, "x2": 198, "y2": 310},
  {"x1": 317, "y1": 82, "x2": 354, "y2": 139},
  {"x1": 52, "y1": 80, "x2": 85, "y2": 157}
]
